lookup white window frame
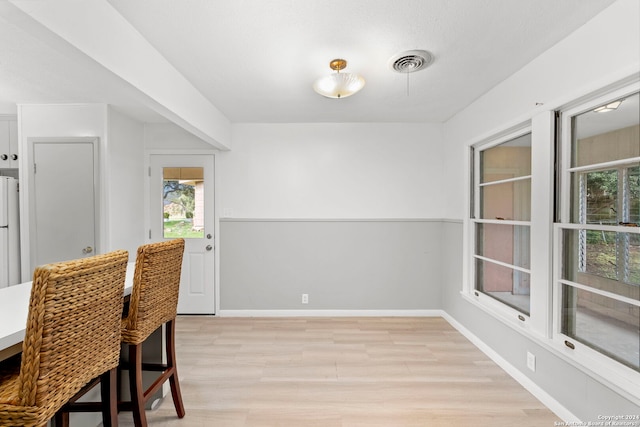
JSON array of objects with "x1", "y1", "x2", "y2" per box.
[
  {"x1": 466, "y1": 124, "x2": 535, "y2": 328},
  {"x1": 463, "y1": 111, "x2": 559, "y2": 340},
  {"x1": 553, "y1": 82, "x2": 640, "y2": 400}
]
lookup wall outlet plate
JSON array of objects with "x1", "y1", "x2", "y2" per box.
[
  {"x1": 302, "y1": 293, "x2": 309, "y2": 304},
  {"x1": 527, "y1": 351, "x2": 536, "y2": 372}
]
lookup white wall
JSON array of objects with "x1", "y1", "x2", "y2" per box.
[
  {"x1": 144, "y1": 122, "x2": 214, "y2": 150},
  {"x1": 442, "y1": 0, "x2": 640, "y2": 219},
  {"x1": 440, "y1": 0, "x2": 640, "y2": 420},
  {"x1": 0, "y1": 104, "x2": 16, "y2": 115},
  {"x1": 17, "y1": 104, "x2": 146, "y2": 278},
  {"x1": 106, "y1": 107, "x2": 145, "y2": 257},
  {"x1": 18, "y1": 104, "x2": 108, "y2": 277},
  {"x1": 219, "y1": 123, "x2": 444, "y2": 219},
  {"x1": 9, "y1": 0, "x2": 231, "y2": 150},
  {"x1": 216, "y1": 122, "x2": 445, "y2": 314},
  {"x1": 18, "y1": 104, "x2": 107, "y2": 138}
]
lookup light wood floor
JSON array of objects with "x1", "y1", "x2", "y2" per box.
[{"x1": 117, "y1": 316, "x2": 560, "y2": 427}]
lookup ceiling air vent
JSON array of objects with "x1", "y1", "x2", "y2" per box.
[{"x1": 389, "y1": 50, "x2": 433, "y2": 73}]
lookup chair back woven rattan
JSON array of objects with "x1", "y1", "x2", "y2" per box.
[
  {"x1": 119, "y1": 238, "x2": 186, "y2": 427},
  {"x1": 122, "y1": 238, "x2": 185, "y2": 345},
  {"x1": 0, "y1": 250, "x2": 128, "y2": 427}
]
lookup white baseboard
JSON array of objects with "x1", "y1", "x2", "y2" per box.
[
  {"x1": 440, "y1": 311, "x2": 580, "y2": 424},
  {"x1": 218, "y1": 309, "x2": 444, "y2": 317}
]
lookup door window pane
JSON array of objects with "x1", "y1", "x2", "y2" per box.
[{"x1": 163, "y1": 167, "x2": 204, "y2": 239}]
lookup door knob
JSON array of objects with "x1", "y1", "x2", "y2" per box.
[
  {"x1": 82, "y1": 246, "x2": 93, "y2": 254},
  {"x1": 206, "y1": 234, "x2": 213, "y2": 239},
  {"x1": 10, "y1": 154, "x2": 17, "y2": 161},
  {"x1": 0, "y1": 154, "x2": 6, "y2": 160},
  {"x1": 205, "y1": 245, "x2": 212, "y2": 251}
]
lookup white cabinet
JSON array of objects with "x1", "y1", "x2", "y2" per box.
[{"x1": 0, "y1": 119, "x2": 18, "y2": 169}]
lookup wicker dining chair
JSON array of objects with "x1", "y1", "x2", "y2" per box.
[
  {"x1": 119, "y1": 238, "x2": 186, "y2": 427},
  {"x1": 0, "y1": 250, "x2": 129, "y2": 427}
]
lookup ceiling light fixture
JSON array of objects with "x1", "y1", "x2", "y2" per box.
[
  {"x1": 593, "y1": 100, "x2": 622, "y2": 113},
  {"x1": 313, "y1": 59, "x2": 365, "y2": 99}
]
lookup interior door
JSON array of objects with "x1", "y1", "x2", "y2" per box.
[
  {"x1": 149, "y1": 154, "x2": 215, "y2": 314},
  {"x1": 30, "y1": 140, "x2": 98, "y2": 268}
]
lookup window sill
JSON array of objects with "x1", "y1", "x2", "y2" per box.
[{"x1": 460, "y1": 290, "x2": 531, "y2": 333}]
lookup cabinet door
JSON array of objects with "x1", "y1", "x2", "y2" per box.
[
  {"x1": 8, "y1": 120, "x2": 18, "y2": 168},
  {"x1": 0, "y1": 121, "x2": 9, "y2": 168}
]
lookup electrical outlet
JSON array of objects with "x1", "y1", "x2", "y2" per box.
[
  {"x1": 301, "y1": 293, "x2": 309, "y2": 304},
  {"x1": 527, "y1": 351, "x2": 536, "y2": 372}
]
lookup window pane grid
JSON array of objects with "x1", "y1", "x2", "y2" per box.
[
  {"x1": 561, "y1": 284, "x2": 639, "y2": 372},
  {"x1": 474, "y1": 222, "x2": 531, "y2": 269},
  {"x1": 476, "y1": 258, "x2": 531, "y2": 315},
  {"x1": 479, "y1": 179, "x2": 531, "y2": 221},
  {"x1": 578, "y1": 228, "x2": 586, "y2": 272},
  {"x1": 558, "y1": 278, "x2": 640, "y2": 308},
  {"x1": 473, "y1": 218, "x2": 531, "y2": 226},
  {"x1": 623, "y1": 166, "x2": 640, "y2": 224},
  {"x1": 478, "y1": 174, "x2": 531, "y2": 187},
  {"x1": 558, "y1": 90, "x2": 640, "y2": 374},
  {"x1": 472, "y1": 131, "x2": 531, "y2": 316},
  {"x1": 567, "y1": 157, "x2": 640, "y2": 173},
  {"x1": 559, "y1": 222, "x2": 640, "y2": 233},
  {"x1": 473, "y1": 255, "x2": 531, "y2": 275},
  {"x1": 623, "y1": 232, "x2": 631, "y2": 284},
  {"x1": 562, "y1": 227, "x2": 640, "y2": 287}
]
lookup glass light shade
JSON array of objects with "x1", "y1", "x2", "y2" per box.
[
  {"x1": 313, "y1": 72, "x2": 365, "y2": 98},
  {"x1": 593, "y1": 100, "x2": 622, "y2": 113}
]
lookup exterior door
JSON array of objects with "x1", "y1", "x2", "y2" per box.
[
  {"x1": 30, "y1": 139, "x2": 98, "y2": 268},
  {"x1": 149, "y1": 154, "x2": 215, "y2": 314}
]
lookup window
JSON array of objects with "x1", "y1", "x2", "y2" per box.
[
  {"x1": 557, "y1": 91, "x2": 640, "y2": 372},
  {"x1": 472, "y1": 131, "x2": 532, "y2": 315},
  {"x1": 162, "y1": 167, "x2": 205, "y2": 239}
]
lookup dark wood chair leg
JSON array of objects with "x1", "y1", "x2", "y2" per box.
[
  {"x1": 53, "y1": 410, "x2": 69, "y2": 427},
  {"x1": 166, "y1": 320, "x2": 185, "y2": 418},
  {"x1": 101, "y1": 368, "x2": 119, "y2": 427},
  {"x1": 129, "y1": 343, "x2": 147, "y2": 427}
]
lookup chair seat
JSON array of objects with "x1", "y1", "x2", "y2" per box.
[
  {"x1": 0, "y1": 357, "x2": 48, "y2": 426},
  {"x1": 0, "y1": 355, "x2": 21, "y2": 405}
]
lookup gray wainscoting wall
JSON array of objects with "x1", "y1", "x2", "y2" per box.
[
  {"x1": 220, "y1": 219, "x2": 444, "y2": 312},
  {"x1": 219, "y1": 218, "x2": 639, "y2": 420}
]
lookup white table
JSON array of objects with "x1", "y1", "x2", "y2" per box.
[{"x1": 0, "y1": 262, "x2": 135, "y2": 361}]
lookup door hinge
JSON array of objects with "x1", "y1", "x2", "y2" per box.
[
  {"x1": 149, "y1": 229, "x2": 151, "y2": 239},
  {"x1": 33, "y1": 163, "x2": 36, "y2": 173},
  {"x1": 148, "y1": 166, "x2": 151, "y2": 177}
]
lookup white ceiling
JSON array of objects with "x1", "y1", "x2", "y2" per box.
[{"x1": 0, "y1": 0, "x2": 618, "y2": 124}]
